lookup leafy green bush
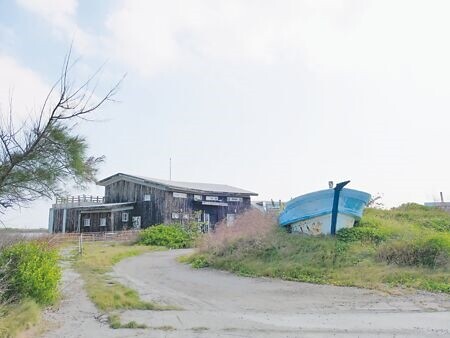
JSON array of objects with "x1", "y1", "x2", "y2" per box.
[
  {"x1": 138, "y1": 225, "x2": 192, "y2": 248},
  {"x1": 337, "y1": 226, "x2": 389, "y2": 244},
  {"x1": 0, "y1": 242, "x2": 61, "y2": 305},
  {"x1": 355, "y1": 216, "x2": 382, "y2": 228},
  {"x1": 190, "y1": 255, "x2": 210, "y2": 268},
  {"x1": 377, "y1": 236, "x2": 450, "y2": 268}
]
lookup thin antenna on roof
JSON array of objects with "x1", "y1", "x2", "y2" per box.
[{"x1": 169, "y1": 157, "x2": 172, "y2": 181}]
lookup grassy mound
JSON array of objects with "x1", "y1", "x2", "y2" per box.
[{"x1": 186, "y1": 205, "x2": 450, "y2": 293}]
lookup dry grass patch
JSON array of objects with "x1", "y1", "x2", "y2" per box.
[
  {"x1": 74, "y1": 242, "x2": 174, "y2": 311},
  {"x1": 73, "y1": 242, "x2": 177, "y2": 329},
  {"x1": 0, "y1": 300, "x2": 41, "y2": 337}
]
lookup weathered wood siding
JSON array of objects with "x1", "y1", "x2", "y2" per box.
[
  {"x1": 104, "y1": 180, "x2": 252, "y2": 228},
  {"x1": 162, "y1": 190, "x2": 252, "y2": 227},
  {"x1": 79, "y1": 212, "x2": 111, "y2": 232},
  {"x1": 50, "y1": 179, "x2": 254, "y2": 233},
  {"x1": 105, "y1": 180, "x2": 166, "y2": 227},
  {"x1": 50, "y1": 208, "x2": 136, "y2": 233},
  {"x1": 51, "y1": 208, "x2": 79, "y2": 233}
]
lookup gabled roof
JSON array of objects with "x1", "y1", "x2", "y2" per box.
[{"x1": 97, "y1": 173, "x2": 258, "y2": 196}]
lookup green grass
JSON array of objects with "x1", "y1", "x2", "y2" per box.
[
  {"x1": 74, "y1": 242, "x2": 177, "y2": 329},
  {"x1": 108, "y1": 314, "x2": 148, "y2": 329},
  {"x1": 0, "y1": 240, "x2": 62, "y2": 338},
  {"x1": 186, "y1": 204, "x2": 450, "y2": 293},
  {"x1": 108, "y1": 314, "x2": 176, "y2": 331},
  {"x1": 0, "y1": 300, "x2": 41, "y2": 337}
]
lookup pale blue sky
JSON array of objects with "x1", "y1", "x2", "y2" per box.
[{"x1": 2, "y1": 0, "x2": 450, "y2": 228}]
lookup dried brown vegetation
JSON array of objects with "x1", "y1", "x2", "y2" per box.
[{"x1": 198, "y1": 209, "x2": 277, "y2": 255}]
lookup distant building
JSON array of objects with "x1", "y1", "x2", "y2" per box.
[
  {"x1": 48, "y1": 173, "x2": 257, "y2": 233},
  {"x1": 252, "y1": 200, "x2": 282, "y2": 213},
  {"x1": 425, "y1": 191, "x2": 450, "y2": 212},
  {"x1": 424, "y1": 202, "x2": 450, "y2": 212}
]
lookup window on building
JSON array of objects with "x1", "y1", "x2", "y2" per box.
[
  {"x1": 122, "y1": 212, "x2": 129, "y2": 222},
  {"x1": 83, "y1": 218, "x2": 91, "y2": 227},
  {"x1": 193, "y1": 211, "x2": 202, "y2": 222},
  {"x1": 205, "y1": 196, "x2": 219, "y2": 201},
  {"x1": 144, "y1": 194, "x2": 151, "y2": 201},
  {"x1": 132, "y1": 216, "x2": 141, "y2": 229},
  {"x1": 99, "y1": 218, "x2": 107, "y2": 227}
]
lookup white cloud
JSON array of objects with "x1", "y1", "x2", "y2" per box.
[
  {"x1": 17, "y1": 0, "x2": 450, "y2": 85},
  {"x1": 104, "y1": 0, "x2": 313, "y2": 75},
  {"x1": 100, "y1": 0, "x2": 450, "y2": 93},
  {"x1": 16, "y1": 0, "x2": 97, "y2": 55},
  {"x1": 16, "y1": 0, "x2": 77, "y2": 25},
  {"x1": 0, "y1": 54, "x2": 50, "y2": 120}
]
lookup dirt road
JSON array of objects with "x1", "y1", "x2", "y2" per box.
[
  {"x1": 42, "y1": 248, "x2": 450, "y2": 337},
  {"x1": 110, "y1": 249, "x2": 450, "y2": 337}
]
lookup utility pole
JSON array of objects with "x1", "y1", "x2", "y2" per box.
[{"x1": 169, "y1": 157, "x2": 172, "y2": 181}]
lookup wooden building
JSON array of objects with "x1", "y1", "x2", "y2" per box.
[{"x1": 48, "y1": 173, "x2": 257, "y2": 233}]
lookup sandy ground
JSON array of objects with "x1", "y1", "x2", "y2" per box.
[
  {"x1": 42, "y1": 248, "x2": 450, "y2": 338},
  {"x1": 41, "y1": 247, "x2": 148, "y2": 338}
]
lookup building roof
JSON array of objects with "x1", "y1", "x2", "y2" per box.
[{"x1": 98, "y1": 173, "x2": 258, "y2": 196}]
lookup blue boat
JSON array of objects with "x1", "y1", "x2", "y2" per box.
[{"x1": 279, "y1": 182, "x2": 371, "y2": 235}]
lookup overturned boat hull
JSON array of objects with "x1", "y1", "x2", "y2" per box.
[{"x1": 279, "y1": 188, "x2": 371, "y2": 235}]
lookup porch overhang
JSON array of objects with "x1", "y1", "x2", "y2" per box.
[
  {"x1": 201, "y1": 201, "x2": 228, "y2": 207},
  {"x1": 77, "y1": 202, "x2": 135, "y2": 214}
]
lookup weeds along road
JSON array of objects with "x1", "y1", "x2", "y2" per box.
[{"x1": 111, "y1": 249, "x2": 450, "y2": 338}]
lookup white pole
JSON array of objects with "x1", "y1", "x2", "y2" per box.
[{"x1": 78, "y1": 233, "x2": 83, "y2": 255}]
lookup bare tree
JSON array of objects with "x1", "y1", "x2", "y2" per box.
[
  {"x1": 0, "y1": 50, "x2": 123, "y2": 216},
  {"x1": 367, "y1": 193, "x2": 384, "y2": 209}
]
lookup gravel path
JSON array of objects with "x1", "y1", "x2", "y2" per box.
[
  {"x1": 41, "y1": 247, "x2": 158, "y2": 338},
  {"x1": 42, "y1": 248, "x2": 450, "y2": 337},
  {"x1": 113, "y1": 249, "x2": 450, "y2": 338}
]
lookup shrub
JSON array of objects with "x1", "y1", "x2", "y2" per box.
[
  {"x1": 0, "y1": 233, "x2": 25, "y2": 251},
  {"x1": 190, "y1": 255, "x2": 210, "y2": 268},
  {"x1": 198, "y1": 209, "x2": 276, "y2": 255},
  {"x1": 0, "y1": 242, "x2": 61, "y2": 305},
  {"x1": 377, "y1": 236, "x2": 450, "y2": 268},
  {"x1": 139, "y1": 225, "x2": 191, "y2": 248},
  {"x1": 390, "y1": 203, "x2": 450, "y2": 232},
  {"x1": 337, "y1": 226, "x2": 389, "y2": 244},
  {"x1": 356, "y1": 217, "x2": 382, "y2": 228}
]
